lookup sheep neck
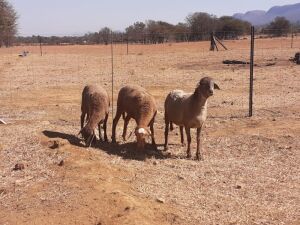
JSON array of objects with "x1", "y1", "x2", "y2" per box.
[
  {"x1": 191, "y1": 92, "x2": 208, "y2": 113},
  {"x1": 86, "y1": 113, "x2": 102, "y2": 130},
  {"x1": 136, "y1": 117, "x2": 150, "y2": 128}
]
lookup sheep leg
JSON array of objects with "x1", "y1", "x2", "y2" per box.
[
  {"x1": 180, "y1": 126, "x2": 185, "y2": 146},
  {"x1": 80, "y1": 112, "x2": 86, "y2": 129},
  {"x1": 149, "y1": 118, "x2": 157, "y2": 150},
  {"x1": 112, "y1": 110, "x2": 122, "y2": 143},
  {"x1": 98, "y1": 122, "x2": 103, "y2": 142},
  {"x1": 86, "y1": 113, "x2": 90, "y2": 123},
  {"x1": 164, "y1": 119, "x2": 169, "y2": 151},
  {"x1": 170, "y1": 122, "x2": 174, "y2": 131},
  {"x1": 103, "y1": 113, "x2": 109, "y2": 142},
  {"x1": 196, "y1": 127, "x2": 202, "y2": 161},
  {"x1": 185, "y1": 126, "x2": 191, "y2": 159},
  {"x1": 122, "y1": 112, "x2": 126, "y2": 120},
  {"x1": 122, "y1": 115, "x2": 131, "y2": 141}
]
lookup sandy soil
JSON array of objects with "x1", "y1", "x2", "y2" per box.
[{"x1": 0, "y1": 37, "x2": 300, "y2": 225}]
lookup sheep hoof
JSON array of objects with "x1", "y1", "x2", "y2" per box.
[
  {"x1": 187, "y1": 154, "x2": 191, "y2": 159},
  {"x1": 152, "y1": 145, "x2": 158, "y2": 151},
  {"x1": 163, "y1": 145, "x2": 168, "y2": 151},
  {"x1": 181, "y1": 143, "x2": 186, "y2": 147},
  {"x1": 196, "y1": 155, "x2": 203, "y2": 161}
]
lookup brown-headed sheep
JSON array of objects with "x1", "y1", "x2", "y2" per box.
[
  {"x1": 164, "y1": 77, "x2": 220, "y2": 160},
  {"x1": 111, "y1": 85, "x2": 157, "y2": 150},
  {"x1": 79, "y1": 85, "x2": 110, "y2": 146}
]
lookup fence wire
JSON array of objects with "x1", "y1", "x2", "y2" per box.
[{"x1": 0, "y1": 29, "x2": 299, "y2": 124}]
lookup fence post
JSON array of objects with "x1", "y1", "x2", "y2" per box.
[
  {"x1": 291, "y1": 31, "x2": 294, "y2": 48},
  {"x1": 38, "y1": 35, "x2": 43, "y2": 56},
  {"x1": 126, "y1": 33, "x2": 129, "y2": 55},
  {"x1": 249, "y1": 26, "x2": 255, "y2": 117},
  {"x1": 111, "y1": 31, "x2": 114, "y2": 118}
]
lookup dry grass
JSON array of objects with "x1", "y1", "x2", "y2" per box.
[{"x1": 0, "y1": 37, "x2": 300, "y2": 225}]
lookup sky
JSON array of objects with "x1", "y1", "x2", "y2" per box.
[{"x1": 8, "y1": 0, "x2": 300, "y2": 36}]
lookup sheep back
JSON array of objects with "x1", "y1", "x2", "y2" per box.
[
  {"x1": 82, "y1": 85, "x2": 110, "y2": 122},
  {"x1": 117, "y1": 85, "x2": 156, "y2": 125}
]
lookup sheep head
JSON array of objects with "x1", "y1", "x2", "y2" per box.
[
  {"x1": 135, "y1": 127, "x2": 151, "y2": 149},
  {"x1": 195, "y1": 77, "x2": 220, "y2": 98},
  {"x1": 79, "y1": 126, "x2": 95, "y2": 147}
]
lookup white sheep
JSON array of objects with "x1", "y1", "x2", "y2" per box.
[
  {"x1": 164, "y1": 77, "x2": 220, "y2": 160},
  {"x1": 79, "y1": 85, "x2": 110, "y2": 146},
  {"x1": 111, "y1": 85, "x2": 157, "y2": 150}
]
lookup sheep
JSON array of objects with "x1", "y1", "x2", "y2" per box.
[
  {"x1": 79, "y1": 85, "x2": 110, "y2": 146},
  {"x1": 164, "y1": 77, "x2": 220, "y2": 160},
  {"x1": 111, "y1": 85, "x2": 157, "y2": 150}
]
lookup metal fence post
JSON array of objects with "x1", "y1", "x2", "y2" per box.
[
  {"x1": 127, "y1": 33, "x2": 129, "y2": 55},
  {"x1": 111, "y1": 31, "x2": 114, "y2": 118},
  {"x1": 291, "y1": 30, "x2": 294, "y2": 48},
  {"x1": 249, "y1": 26, "x2": 255, "y2": 117},
  {"x1": 38, "y1": 35, "x2": 43, "y2": 56}
]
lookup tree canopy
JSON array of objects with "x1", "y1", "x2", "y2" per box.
[
  {"x1": 14, "y1": 11, "x2": 297, "y2": 45},
  {"x1": 264, "y1": 17, "x2": 291, "y2": 36},
  {"x1": 0, "y1": 0, "x2": 17, "y2": 47}
]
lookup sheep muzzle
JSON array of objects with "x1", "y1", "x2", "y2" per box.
[{"x1": 135, "y1": 127, "x2": 151, "y2": 149}]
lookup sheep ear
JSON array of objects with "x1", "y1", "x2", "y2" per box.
[{"x1": 214, "y1": 83, "x2": 220, "y2": 90}]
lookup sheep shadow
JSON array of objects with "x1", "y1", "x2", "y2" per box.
[
  {"x1": 42, "y1": 130, "x2": 169, "y2": 161},
  {"x1": 95, "y1": 141, "x2": 170, "y2": 161},
  {"x1": 42, "y1": 130, "x2": 85, "y2": 147}
]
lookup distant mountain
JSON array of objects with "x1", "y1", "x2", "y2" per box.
[{"x1": 233, "y1": 3, "x2": 300, "y2": 25}]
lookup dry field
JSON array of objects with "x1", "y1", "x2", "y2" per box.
[{"x1": 0, "y1": 37, "x2": 300, "y2": 225}]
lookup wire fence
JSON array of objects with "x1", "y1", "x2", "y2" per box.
[{"x1": 0, "y1": 28, "x2": 299, "y2": 123}]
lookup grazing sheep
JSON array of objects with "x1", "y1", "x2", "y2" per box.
[
  {"x1": 79, "y1": 85, "x2": 110, "y2": 146},
  {"x1": 111, "y1": 85, "x2": 157, "y2": 150},
  {"x1": 164, "y1": 77, "x2": 220, "y2": 160}
]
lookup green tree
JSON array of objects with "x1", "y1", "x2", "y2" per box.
[
  {"x1": 99, "y1": 27, "x2": 111, "y2": 45},
  {"x1": 186, "y1": 12, "x2": 217, "y2": 41},
  {"x1": 145, "y1": 20, "x2": 175, "y2": 43},
  {"x1": 126, "y1": 22, "x2": 146, "y2": 43},
  {"x1": 174, "y1": 22, "x2": 190, "y2": 41},
  {"x1": 265, "y1": 17, "x2": 291, "y2": 36},
  {"x1": 217, "y1": 16, "x2": 251, "y2": 39},
  {"x1": 0, "y1": 0, "x2": 17, "y2": 47}
]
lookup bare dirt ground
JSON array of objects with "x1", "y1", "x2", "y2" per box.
[{"x1": 0, "y1": 37, "x2": 300, "y2": 225}]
